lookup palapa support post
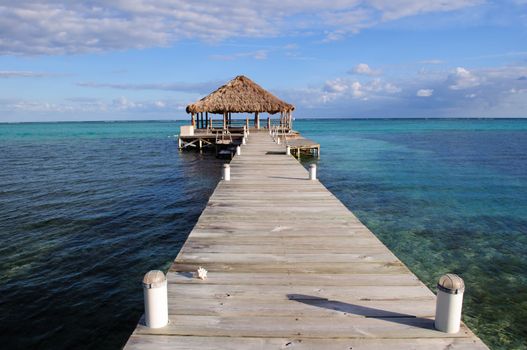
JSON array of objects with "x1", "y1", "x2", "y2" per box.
[
  {"x1": 309, "y1": 164, "x2": 317, "y2": 180},
  {"x1": 246, "y1": 116, "x2": 249, "y2": 130},
  {"x1": 435, "y1": 274, "x2": 465, "y2": 333},
  {"x1": 267, "y1": 117, "x2": 271, "y2": 129},
  {"x1": 256, "y1": 112, "x2": 260, "y2": 129},
  {"x1": 191, "y1": 113, "x2": 195, "y2": 127},
  {"x1": 142, "y1": 270, "x2": 168, "y2": 329},
  {"x1": 223, "y1": 164, "x2": 230, "y2": 181}
]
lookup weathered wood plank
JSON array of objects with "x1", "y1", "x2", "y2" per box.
[
  {"x1": 132, "y1": 315, "x2": 474, "y2": 339},
  {"x1": 166, "y1": 296, "x2": 437, "y2": 317},
  {"x1": 125, "y1": 335, "x2": 488, "y2": 350},
  {"x1": 167, "y1": 272, "x2": 422, "y2": 286},
  {"x1": 175, "y1": 252, "x2": 398, "y2": 263},
  {"x1": 166, "y1": 283, "x2": 435, "y2": 300},
  {"x1": 170, "y1": 261, "x2": 411, "y2": 274}
]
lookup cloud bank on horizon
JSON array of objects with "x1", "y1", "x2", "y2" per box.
[{"x1": 0, "y1": 0, "x2": 526, "y2": 121}]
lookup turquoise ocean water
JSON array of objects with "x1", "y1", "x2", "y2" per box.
[{"x1": 0, "y1": 119, "x2": 526, "y2": 349}]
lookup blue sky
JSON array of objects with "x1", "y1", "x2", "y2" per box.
[{"x1": 0, "y1": 0, "x2": 526, "y2": 122}]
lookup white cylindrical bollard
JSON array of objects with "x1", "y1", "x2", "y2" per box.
[
  {"x1": 277, "y1": 137, "x2": 281, "y2": 145},
  {"x1": 435, "y1": 274, "x2": 465, "y2": 333},
  {"x1": 223, "y1": 164, "x2": 230, "y2": 181},
  {"x1": 242, "y1": 137, "x2": 246, "y2": 145},
  {"x1": 286, "y1": 145, "x2": 291, "y2": 156},
  {"x1": 309, "y1": 164, "x2": 317, "y2": 180},
  {"x1": 143, "y1": 270, "x2": 168, "y2": 328},
  {"x1": 236, "y1": 145, "x2": 241, "y2": 156}
]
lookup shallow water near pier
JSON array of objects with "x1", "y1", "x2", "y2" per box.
[{"x1": 0, "y1": 119, "x2": 526, "y2": 349}]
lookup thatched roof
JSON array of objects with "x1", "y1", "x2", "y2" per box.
[{"x1": 186, "y1": 75, "x2": 294, "y2": 114}]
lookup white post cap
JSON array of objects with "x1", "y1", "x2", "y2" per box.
[
  {"x1": 438, "y1": 274, "x2": 465, "y2": 294},
  {"x1": 143, "y1": 270, "x2": 166, "y2": 289}
]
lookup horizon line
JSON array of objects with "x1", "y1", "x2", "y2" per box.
[{"x1": 2, "y1": 116, "x2": 527, "y2": 124}]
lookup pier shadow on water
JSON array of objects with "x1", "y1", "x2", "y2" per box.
[{"x1": 287, "y1": 294, "x2": 435, "y2": 329}]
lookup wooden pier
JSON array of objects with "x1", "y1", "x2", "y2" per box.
[
  {"x1": 125, "y1": 131, "x2": 488, "y2": 349},
  {"x1": 286, "y1": 137, "x2": 320, "y2": 158}
]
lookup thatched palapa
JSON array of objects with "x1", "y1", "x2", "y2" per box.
[{"x1": 186, "y1": 75, "x2": 294, "y2": 115}]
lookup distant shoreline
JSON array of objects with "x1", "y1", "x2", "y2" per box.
[{"x1": 2, "y1": 116, "x2": 527, "y2": 124}]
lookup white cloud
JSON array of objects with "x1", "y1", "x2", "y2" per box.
[
  {"x1": 154, "y1": 100, "x2": 166, "y2": 108},
  {"x1": 210, "y1": 50, "x2": 268, "y2": 61},
  {"x1": 0, "y1": 70, "x2": 49, "y2": 78},
  {"x1": 367, "y1": 79, "x2": 401, "y2": 93},
  {"x1": 6, "y1": 62, "x2": 527, "y2": 120},
  {"x1": 324, "y1": 78, "x2": 349, "y2": 93},
  {"x1": 0, "y1": 1, "x2": 484, "y2": 55},
  {"x1": 370, "y1": 0, "x2": 483, "y2": 21},
  {"x1": 351, "y1": 81, "x2": 364, "y2": 98},
  {"x1": 419, "y1": 59, "x2": 444, "y2": 64},
  {"x1": 417, "y1": 88, "x2": 433, "y2": 97},
  {"x1": 449, "y1": 67, "x2": 483, "y2": 90},
  {"x1": 351, "y1": 63, "x2": 381, "y2": 76},
  {"x1": 281, "y1": 63, "x2": 527, "y2": 118},
  {"x1": 321, "y1": 76, "x2": 400, "y2": 102},
  {"x1": 77, "y1": 80, "x2": 222, "y2": 93},
  {"x1": 0, "y1": 97, "x2": 185, "y2": 115}
]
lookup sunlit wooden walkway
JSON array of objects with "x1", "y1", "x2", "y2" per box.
[{"x1": 125, "y1": 131, "x2": 488, "y2": 349}]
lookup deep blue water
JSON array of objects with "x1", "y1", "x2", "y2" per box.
[
  {"x1": 0, "y1": 121, "x2": 223, "y2": 349},
  {"x1": 0, "y1": 119, "x2": 526, "y2": 349}
]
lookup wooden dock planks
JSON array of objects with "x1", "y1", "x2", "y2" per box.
[{"x1": 125, "y1": 132, "x2": 488, "y2": 349}]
